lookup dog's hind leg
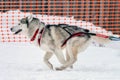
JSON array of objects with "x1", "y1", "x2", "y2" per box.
[
  {"x1": 56, "y1": 37, "x2": 86, "y2": 70},
  {"x1": 56, "y1": 37, "x2": 91, "y2": 70},
  {"x1": 44, "y1": 52, "x2": 53, "y2": 70}
]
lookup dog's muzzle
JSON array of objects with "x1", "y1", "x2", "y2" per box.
[{"x1": 10, "y1": 28, "x2": 22, "y2": 34}]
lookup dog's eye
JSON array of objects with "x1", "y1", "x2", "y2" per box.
[{"x1": 20, "y1": 19, "x2": 27, "y2": 24}]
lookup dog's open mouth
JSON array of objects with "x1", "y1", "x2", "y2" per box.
[{"x1": 14, "y1": 29, "x2": 22, "y2": 34}]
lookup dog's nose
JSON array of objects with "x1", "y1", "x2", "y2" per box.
[{"x1": 10, "y1": 28, "x2": 13, "y2": 31}]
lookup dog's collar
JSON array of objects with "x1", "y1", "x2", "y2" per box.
[{"x1": 30, "y1": 28, "x2": 45, "y2": 46}]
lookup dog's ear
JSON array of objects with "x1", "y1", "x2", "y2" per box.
[{"x1": 27, "y1": 15, "x2": 33, "y2": 23}]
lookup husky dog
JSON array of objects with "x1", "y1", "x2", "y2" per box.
[{"x1": 10, "y1": 15, "x2": 111, "y2": 70}]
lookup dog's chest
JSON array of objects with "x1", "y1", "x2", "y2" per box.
[
  {"x1": 40, "y1": 44, "x2": 52, "y2": 51},
  {"x1": 39, "y1": 35, "x2": 56, "y2": 51}
]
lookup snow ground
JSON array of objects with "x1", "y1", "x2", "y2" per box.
[
  {"x1": 0, "y1": 10, "x2": 120, "y2": 80},
  {"x1": 0, "y1": 43, "x2": 120, "y2": 80}
]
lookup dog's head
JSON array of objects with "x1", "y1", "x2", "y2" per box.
[{"x1": 10, "y1": 15, "x2": 36, "y2": 35}]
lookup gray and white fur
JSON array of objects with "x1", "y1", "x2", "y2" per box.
[{"x1": 10, "y1": 15, "x2": 111, "y2": 70}]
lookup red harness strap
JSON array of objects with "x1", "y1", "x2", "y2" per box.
[
  {"x1": 31, "y1": 28, "x2": 109, "y2": 47},
  {"x1": 30, "y1": 28, "x2": 39, "y2": 41},
  {"x1": 30, "y1": 28, "x2": 44, "y2": 46},
  {"x1": 61, "y1": 32, "x2": 85, "y2": 47},
  {"x1": 61, "y1": 32, "x2": 109, "y2": 47},
  {"x1": 38, "y1": 28, "x2": 44, "y2": 46},
  {"x1": 96, "y1": 34, "x2": 109, "y2": 38}
]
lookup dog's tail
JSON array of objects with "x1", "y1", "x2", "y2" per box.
[
  {"x1": 81, "y1": 29, "x2": 111, "y2": 44},
  {"x1": 86, "y1": 28, "x2": 120, "y2": 44},
  {"x1": 91, "y1": 34, "x2": 111, "y2": 44}
]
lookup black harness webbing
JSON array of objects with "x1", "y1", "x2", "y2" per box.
[{"x1": 44, "y1": 24, "x2": 120, "y2": 47}]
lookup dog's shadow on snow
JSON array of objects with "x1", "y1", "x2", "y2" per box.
[{"x1": 34, "y1": 66, "x2": 111, "y2": 72}]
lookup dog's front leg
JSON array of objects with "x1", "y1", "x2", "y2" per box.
[
  {"x1": 44, "y1": 52, "x2": 53, "y2": 70},
  {"x1": 56, "y1": 50, "x2": 77, "y2": 70},
  {"x1": 66, "y1": 51, "x2": 73, "y2": 69},
  {"x1": 54, "y1": 49, "x2": 66, "y2": 65}
]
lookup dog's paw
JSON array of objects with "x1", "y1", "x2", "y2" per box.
[
  {"x1": 55, "y1": 67, "x2": 63, "y2": 71},
  {"x1": 70, "y1": 65, "x2": 73, "y2": 69},
  {"x1": 48, "y1": 64, "x2": 54, "y2": 70},
  {"x1": 55, "y1": 66, "x2": 66, "y2": 71}
]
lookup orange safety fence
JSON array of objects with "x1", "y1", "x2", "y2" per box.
[{"x1": 0, "y1": 0, "x2": 120, "y2": 42}]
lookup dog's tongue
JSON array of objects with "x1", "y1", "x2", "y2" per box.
[{"x1": 14, "y1": 29, "x2": 22, "y2": 34}]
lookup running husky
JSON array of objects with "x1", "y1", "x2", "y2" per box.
[{"x1": 10, "y1": 15, "x2": 111, "y2": 70}]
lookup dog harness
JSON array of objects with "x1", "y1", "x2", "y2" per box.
[
  {"x1": 30, "y1": 28, "x2": 45, "y2": 46},
  {"x1": 30, "y1": 24, "x2": 120, "y2": 47},
  {"x1": 61, "y1": 32, "x2": 86, "y2": 47},
  {"x1": 61, "y1": 32, "x2": 120, "y2": 47}
]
